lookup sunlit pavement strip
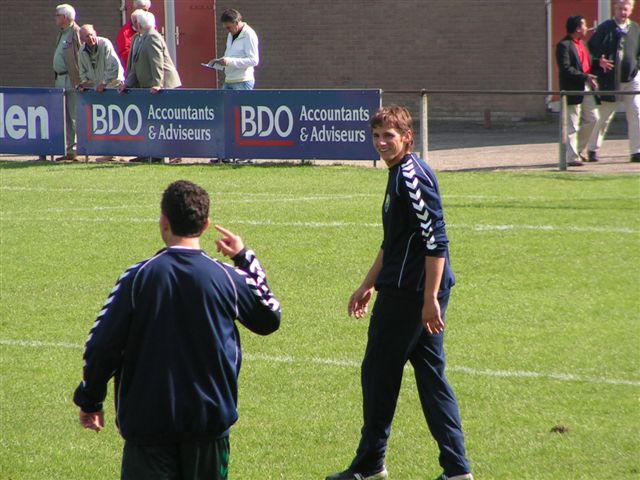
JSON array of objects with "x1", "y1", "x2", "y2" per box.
[{"x1": 1, "y1": 339, "x2": 638, "y2": 387}]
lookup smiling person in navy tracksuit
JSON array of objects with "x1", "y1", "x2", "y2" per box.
[
  {"x1": 326, "y1": 106, "x2": 473, "y2": 480},
  {"x1": 73, "y1": 180, "x2": 280, "y2": 480}
]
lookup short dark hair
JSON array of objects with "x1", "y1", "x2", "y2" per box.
[
  {"x1": 161, "y1": 180, "x2": 210, "y2": 237},
  {"x1": 221, "y1": 8, "x2": 242, "y2": 23},
  {"x1": 566, "y1": 15, "x2": 584, "y2": 34}
]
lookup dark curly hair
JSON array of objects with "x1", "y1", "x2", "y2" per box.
[
  {"x1": 161, "y1": 180, "x2": 210, "y2": 237},
  {"x1": 566, "y1": 15, "x2": 585, "y2": 34}
]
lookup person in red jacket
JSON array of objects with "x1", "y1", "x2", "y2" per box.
[{"x1": 115, "y1": 0, "x2": 151, "y2": 71}]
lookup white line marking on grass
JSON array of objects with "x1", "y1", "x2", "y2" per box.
[
  {"x1": 231, "y1": 219, "x2": 383, "y2": 228},
  {"x1": 1, "y1": 205, "x2": 134, "y2": 215},
  {"x1": 0, "y1": 186, "x2": 379, "y2": 201},
  {"x1": 0, "y1": 186, "x2": 158, "y2": 194},
  {"x1": 0, "y1": 216, "x2": 636, "y2": 234},
  {"x1": 2, "y1": 186, "x2": 637, "y2": 203},
  {"x1": 227, "y1": 194, "x2": 378, "y2": 204},
  {"x1": 465, "y1": 223, "x2": 638, "y2": 234},
  {"x1": 1, "y1": 339, "x2": 83, "y2": 349},
  {"x1": 0, "y1": 217, "x2": 158, "y2": 223},
  {"x1": 230, "y1": 221, "x2": 638, "y2": 235},
  {"x1": 2, "y1": 339, "x2": 637, "y2": 387}
]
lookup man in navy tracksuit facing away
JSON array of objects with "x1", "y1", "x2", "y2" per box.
[
  {"x1": 327, "y1": 106, "x2": 472, "y2": 480},
  {"x1": 73, "y1": 180, "x2": 281, "y2": 479}
]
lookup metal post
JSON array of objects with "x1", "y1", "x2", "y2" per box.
[
  {"x1": 164, "y1": 0, "x2": 178, "y2": 66},
  {"x1": 421, "y1": 91, "x2": 428, "y2": 162},
  {"x1": 559, "y1": 94, "x2": 567, "y2": 171}
]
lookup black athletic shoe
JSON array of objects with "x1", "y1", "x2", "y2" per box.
[{"x1": 325, "y1": 467, "x2": 388, "y2": 480}]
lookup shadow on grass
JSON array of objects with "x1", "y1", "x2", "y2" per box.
[{"x1": 0, "y1": 160, "x2": 60, "y2": 169}]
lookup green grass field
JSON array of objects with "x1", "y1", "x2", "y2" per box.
[{"x1": 1, "y1": 161, "x2": 639, "y2": 479}]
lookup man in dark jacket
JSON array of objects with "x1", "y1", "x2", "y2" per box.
[
  {"x1": 73, "y1": 180, "x2": 281, "y2": 480},
  {"x1": 326, "y1": 106, "x2": 472, "y2": 480},
  {"x1": 556, "y1": 15, "x2": 600, "y2": 166},
  {"x1": 587, "y1": 0, "x2": 640, "y2": 162}
]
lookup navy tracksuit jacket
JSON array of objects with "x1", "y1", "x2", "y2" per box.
[
  {"x1": 376, "y1": 152, "x2": 454, "y2": 294},
  {"x1": 73, "y1": 247, "x2": 280, "y2": 445}
]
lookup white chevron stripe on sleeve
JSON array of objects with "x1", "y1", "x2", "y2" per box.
[
  {"x1": 237, "y1": 250, "x2": 280, "y2": 312},
  {"x1": 401, "y1": 158, "x2": 438, "y2": 248},
  {"x1": 417, "y1": 211, "x2": 430, "y2": 221}
]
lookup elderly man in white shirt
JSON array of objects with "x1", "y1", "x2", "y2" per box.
[
  {"x1": 78, "y1": 24, "x2": 124, "y2": 92},
  {"x1": 208, "y1": 8, "x2": 259, "y2": 90}
]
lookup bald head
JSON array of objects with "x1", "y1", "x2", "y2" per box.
[{"x1": 79, "y1": 24, "x2": 97, "y2": 47}]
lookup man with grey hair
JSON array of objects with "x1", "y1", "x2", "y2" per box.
[
  {"x1": 116, "y1": 0, "x2": 151, "y2": 70},
  {"x1": 126, "y1": 9, "x2": 146, "y2": 74},
  {"x1": 51, "y1": 3, "x2": 81, "y2": 161},
  {"x1": 78, "y1": 25, "x2": 124, "y2": 92},
  {"x1": 120, "y1": 11, "x2": 181, "y2": 93},
  {"x1": 587, "y1": 0, "x2": 640, "y2": 162},
  {"x1": 119, "y1": 10, "x2": 181, "y2": 163}
]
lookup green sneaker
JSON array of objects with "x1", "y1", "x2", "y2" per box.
[{"x1": 326, "y1": 467, "x2": 389, "y2": 480}]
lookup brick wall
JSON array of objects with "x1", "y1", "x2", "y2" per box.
[
  {"x1": 0, "y1": 0, "x2": 122, "y2": 88},
  {"x1": 216, "y1": 0, "x2": 548, "y2": 120},
  {"x1": 2, "y1": 1, "x2": 548, "y2": 120}
]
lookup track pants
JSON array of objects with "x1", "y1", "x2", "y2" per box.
[
  {"x1": 349, "y1": 289, "x2": 471, "y2": 477},
  {"x1": 121, "y1": 436, "x2": 230, "y2": 480}
]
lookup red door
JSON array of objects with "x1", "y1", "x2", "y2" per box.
[{"x1": 174, "y1": 1, "x2": 217, "y2": 88}]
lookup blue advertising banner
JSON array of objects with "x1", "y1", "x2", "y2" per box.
[
  {"x1": 76, "y1": 89, "x2": 225, "y2": 158},
  {"x1": 0, "y1": 87, "x2": 65, "y2": 155},
  {"x1": 224, "y1": 90, "x2": 380, "y2": 160}
]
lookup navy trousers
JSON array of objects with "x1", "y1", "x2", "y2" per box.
[{"x1": 349, "y1": 289, "x2": 471, "y2": 477}]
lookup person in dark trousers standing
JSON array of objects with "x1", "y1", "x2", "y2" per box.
[
  {"x1": 587, "y1": 0, "x2": 640, "y2": 162},
  {"x1": 73, "y1": 180, "x2": 281, "y2": 480},
  {"x1": 556, "y1": 15, "x2": 600, "y2": 166},
  {"x1": 326, "y1": 106, "x2": 473, "y2": 480}
]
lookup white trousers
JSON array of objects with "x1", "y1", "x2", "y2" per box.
[
  {"x1": 587, "y1": 72, "x2": 640, "y2": 155},
  {"x1": 566, "y1": 91, "x2": 599, "y2": 162}
]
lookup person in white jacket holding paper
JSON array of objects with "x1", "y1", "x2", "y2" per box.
[{"x1": 208, "y1": 8, "x2": 259, "y2": 90}]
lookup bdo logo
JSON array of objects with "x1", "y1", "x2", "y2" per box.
[
  {"x1": 237, "y1": 106, "x2": 294, "y2": 146},
  {"x1": 90, "y1": 104, "x2": 143, "y2": 139}
]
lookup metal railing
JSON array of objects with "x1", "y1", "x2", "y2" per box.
[{"x1": 384, "y1": 89, "x2": 639, "y2": 171}]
